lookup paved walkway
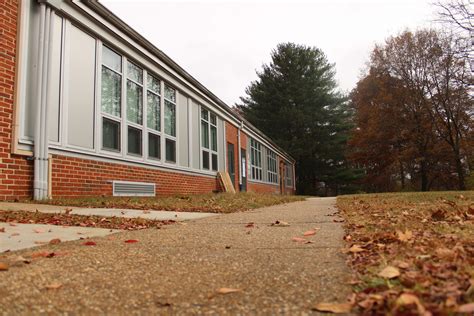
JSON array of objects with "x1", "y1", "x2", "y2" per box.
[
  {"x1": 0, "y1": 198, "x2": 352, "y2": 315},
  {"x1": 0, "y1": 202, "x2": 218, "y2": 221}
]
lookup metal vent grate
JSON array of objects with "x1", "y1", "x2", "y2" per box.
[{"x1": 112, "y1": 181, "x2": 156, "y2": 197}]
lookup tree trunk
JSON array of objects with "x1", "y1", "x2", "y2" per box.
[
  {"x1": 421, "y1": 161, "x2": 428, "y2": 192},
  {"x1": 455, "y1": 153, "x2": 466, "y2": 190}
]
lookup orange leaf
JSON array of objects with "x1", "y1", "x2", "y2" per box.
[
  {"x1": 349, "y1": 245, "x2": 365, "y2": 253},
  {"x1": 45, "y1": 282, "x2": 62, "y2": 290},
  {"x1": 313, "y1": 302, "x2": 352, "y2": 314},
  {"x1": 49, "y1": 238, "x2": 61, "y2": 245},
  {"x1": 217, "y1": 288, "x2": 241, "y2": 294},
  {"x1": 303, "y1": 230, "x2": 316, "y2": 236},
  {"x1": 124, "y1": 239, "x2": 139, "y2": 243},
  {"x1": 396, "y1": 230, "x2": 413, "y2": 242},
  {"x1": 378, "y1": 266, "x2": 400, "y2": 279},
  {"x1": 82, "y1": 241, "x2": 96, "y2": 246},
  {"x1": 0, "y1": 262, "x2": 9, "y2": 271}
]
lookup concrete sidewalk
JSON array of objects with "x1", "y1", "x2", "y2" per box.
[
  {"x1": 0, "y1": 197, "x2": 352, "y2": 314},
  {"x1": 0, "y1": 202, "x2": 219, "y2": 221}
]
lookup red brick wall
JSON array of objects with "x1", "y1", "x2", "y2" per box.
[
  {"x1": 51, "y1": 154, "x2": 220, "y2": 197},
  {"x1": 247, "y1": 181, "x2": 280, "y2": 194},
  {"x1": 0, "y1": 0, "x2": 34, "y2": 201}
]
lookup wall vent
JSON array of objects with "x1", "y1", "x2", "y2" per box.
[{"x1": 112, "y1": 181, "x2": 156, "y2": 197}]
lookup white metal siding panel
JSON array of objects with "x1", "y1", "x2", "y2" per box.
[
  {"x1": 66, "y1": 25, "x2": 96, "y2": 149},
  {"x1": 178, "y1": 93, "x2": 189, "y2": 167}
]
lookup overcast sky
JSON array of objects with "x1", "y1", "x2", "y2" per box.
[{"x1": 101, "y1": 0, "x2": 438, "y2": 106}]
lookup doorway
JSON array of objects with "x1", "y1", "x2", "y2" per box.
[{"x1": 227, "y1": 143, "x2": 235, "y2": 189}]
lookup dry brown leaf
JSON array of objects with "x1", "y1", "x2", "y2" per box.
[
  {"x1": 292, "y1": 237, "x2": 313, "y2": 244},
  {"x1": 271, "y1": 220, "x2": 290, "y2": 227},
  {"x1": 435, "y1": 248, "x2": 455, "y2": 259},
  {"x1": 396, "y1": 229, "x2": 413, "y2": 242},
  {"x1": 0, "y1": 262, "x2": 9, "y2": 271},
  {"x1": 396, "y1": 261, "x2": 410, "y2": 269},
  {"x1": 378, "y1": 266, "x2": 400, "y2": 279},
  {"x1": 45, "y1": 282, "x2": 62, "y2": 290},
  {"x1": 457, "y1": 303, "x2": 474, "y2": 313},
  {"x1": 33, "y1": 228, "x2": 45, "y2": 234},
  {"x1": 303, "y1": 230, "x2": 316, "y2": 236},
  {"x1": 348, "y1": 244, "x2": 365, "y2": 253},
  {"x1": 0, "y1": 227, "x2": 5, "y2": 233},
  {"x1": 142, "y1": 210, "x2": 151, "y2": 214},
  {"x1": 312, "y1": 302, "x2": 352, "y2": 314},
  {"x1": 49, "y1": 238, "x2": 61, "y2": 245},
  {"x1": 10, "y1": 232, "x2": 20, "y2": 236},
  {"x1": 216, "y1": 288, "x2": 241, "y2": 294},
  {"x1": 394, "y1": 293, "x2": 426, "y2": 315}
]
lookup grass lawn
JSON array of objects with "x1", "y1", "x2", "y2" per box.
[
  {"x1": 338, "y1": 191, "x2": 474, "y2": 315},
  {"x1": 30, "y1": 192, "x2": 305, "y2": 214}
]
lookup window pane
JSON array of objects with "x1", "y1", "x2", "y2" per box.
[
  {"x1": 211, "y1": 153, "x2": 218, "y2": 171},
  {"x1": 201, "y1": 108, "x2": 208, "y2": 121},
  {"x1": 147, "y1": 92, "x2": 160, "y2": 131},
  {"x1": 127, "y1": 81, "x2": 143, "y2": 124},
  {"x1": 147, "y1": 74, "x2": 160, "y2": 94},
  {"x1": 164, "y1": 85, "x2": 176, "y2": 102},
  {"x1": 128, "y1": 126, "x2": 142, "y2": 155},
  {"x1": 148, "y1": 133, "x2": 160, "y2": 159},
  {"x1": 201, "y1": 121, "x2": 209, "y2": 149},
  {"x1": 165, "y1": 139, "x2": 176, "y2": 162},
  {"x1": 127, "y1": 62, "x2": 143, "y2": 84},
  {"x1": 102, "y1": 46, "x2": 121, "y2": 72},
  {"x1": 102, "y1": 118, "x2": 120, "y2": 151},
  {"x1": 210, "y1": 126, "x2": 217, "y2": 151},
  {"x1": 202, "y1": 150, "x2": 210, "y2": 169},
  {"x1": 210, "y1": 113, "x2": 217, "y2": 125},
  {"x1": 101, "y1": 67, "x2": 121, "y2": 117},
  {"x1": 164, "y1": 100, "x2": 176, "y2": 136}
]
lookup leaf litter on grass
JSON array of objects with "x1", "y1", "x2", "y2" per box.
[{"x1": 338, "y1": 191, "x2": 474, "y2": 315}]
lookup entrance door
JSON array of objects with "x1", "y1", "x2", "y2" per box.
[
  {"x1": 279, "y1": 161, "x2": 285, "y2": 194},
  {"x1": 227, "y1": 143, "x2": 235, "y2": 189},
  {"x1": 241, "y1": 148, "x2": 247, "y2": 192}
]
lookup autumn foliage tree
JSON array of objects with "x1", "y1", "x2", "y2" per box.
[{"x1": 349, "y1": 29, "x2": 473, "y2": 191}]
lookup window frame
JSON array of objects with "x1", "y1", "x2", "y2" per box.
[
  {"x1": 200, "y1": 106, "x2": 219, "y2": 171},
  {"x1": 163, "y1": 84, "x2": 177, "y2": 163},
  {"x1": 249, "y1": 138, "x2": 263, "y2": 181},
  {"x1": 266, "y1": 149, "x2": 278, "y2": 184}
]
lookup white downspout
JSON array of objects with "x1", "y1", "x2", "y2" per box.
[
  {"x1": 34, "y1": 5, "x2": 53, "y2": 200},
  {"x1": 42, "y1": 9, "x2": 54, "y2": 199},
  {"x1": 33, "y1": 4, "x2": 46, "y2": 200}
]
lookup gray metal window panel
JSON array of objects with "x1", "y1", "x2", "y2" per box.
[
  {"x1": 127, "y1": 126, "x2": 142, "y2": 155},
  {"x1": 102, "y1": 118, "x2": 120, "y2": 151},
  {"x1": 165, "y1": 138, "x2": 176, "y2": 163},
  {"x1": 47, "y1": 14, "x2": 63, "y2": 143},
  {"x1": 189, "y1": 101, "x2": 200, "y2": 169},
  {"x1": 178, "y1": 93, "x2": 189, "y2": 167},
  {"x1": 67, "y1": 25, "x2": 95, "y2": 149},
  {"x1": 164, "y1": 100, "x2": 176, "y2": 136},
  {"x1": 148, "y1": 133, "x2": 160, "y2": 159}
]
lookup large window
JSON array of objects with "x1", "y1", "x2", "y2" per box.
[
  {"x1": 164, "y1": 85, "x2": 176, "y2": 163},
  {"x1": 100, "y1": 44, "x2": 176, "y2": 163},
  {"x1": 267, "y1": 149, "x2": 278, "y2": 184},
  {"x1": 126, "y1": 61, "x2": 143, "y2": 156},
  {"x1": 200, "y1": 107, "x2": 218, "y2": 171},
  {"x1": 250, "y1": 138, "x2": 262, "y2": 181},
  {"x1": 101, "y1": 46, "x2": 122, "y2": 151}
]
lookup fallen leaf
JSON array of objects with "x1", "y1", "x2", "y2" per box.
[
  {"x1": 458, "y1": 303, "x2": 474, "y2": 313},
  {"x1": 9, "y1": 223, "x2": 17, "y2": 227},
  {"x1": 124, "y1": 239, "x2": 139, "y2": 243},
  {"x1": 216, "y1": 288, "x2": 241, "y2": 294},
  {"x1": 435, "y1": 248, "x2": 455, "y2": 259},
  {"x1": 291, "y1": 237, "x2": 313, "y2": 244},
  {"x1": 0, "y1": 227, "x2": 5, "y2": 233},
  {"x1": 396, "y1": 261, "x2": 410, "y2": 269},
  {"x1": 394, "y1": 293, "x2": 426, "y2": 315},
  {"x1": 271, "y1": 220, "x2": 290, "y2": 227},
  {"x1": 82, "y1": 241, "x2": 96, "y2": 246},
  {"x1": 142, "y1": 210, "x2": 151, "y2": 214},
  {"x1": 33, "y1": 228, "x2": 45, "y2": 233},
  {"x1": 245, "y1": 222, "x2": 255, "y2": 228},
  {"x1": 312, "y1": 302, "x2": 352, "y2": 314},
  {"x1": 49, "y1": 238, "x2": 61, "y2": 245},
  {"x1": 34, "y1": 241, "x2": 47, "y2": 245},
  {"x1": 378, "y1": 266, "x2": 400, "y2": 279},
  {"x1": 396, "y1": 230, "x2": 413, "y2": 242},
  {"x1": 0, "y1": 262, "x2": 9, "y2": 271},
  {"x1": 10, "y1": 232, "x2": 20, "y2": 236},
  {"x1": 303, "y1": 230, "x2": 316, "y2": 236},
  {"x1": 45, "y1": 282, "x2": 62, "y2": 290},
  {"x1": 348, "y1": 244, "x2": 365, "y2": 253},
  {"x1": 64, "y1": 208, "x2": 73, "y2": 214}
]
